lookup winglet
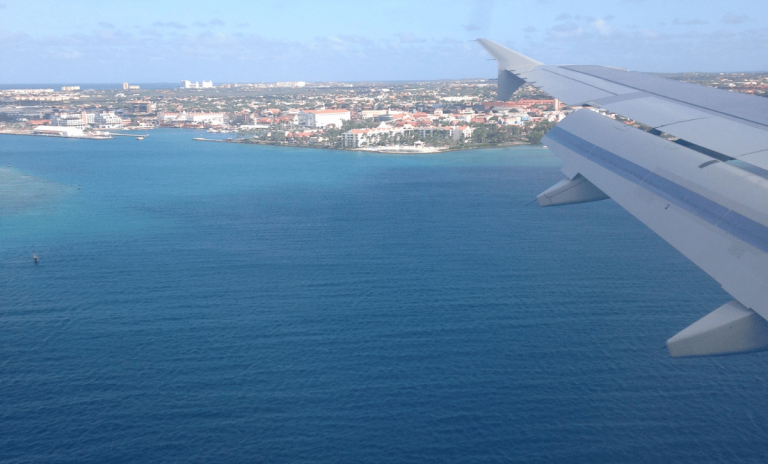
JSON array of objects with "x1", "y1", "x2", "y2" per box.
[
  {"x1": 477, "y1": 39, "x2": 542, "y2": 100},
  {"x1": 476, "y1": 39, "x2": 542, "y2": 74}
]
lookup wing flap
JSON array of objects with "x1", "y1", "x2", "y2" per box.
[
  {"x1": 658, "y1": 118, "x2": 768, "y2": 158},
  {"x1": 592, "y1": 95, "x2": 712, "y2": 128}
]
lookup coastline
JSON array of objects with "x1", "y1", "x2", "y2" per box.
[
  {"x1": 0, "y1": 130, "x2": 113, "y2": 140},
  {"x1": 0, "y1": 126, "x2": 539, "y2": 152},
  {"x1": 191, "y1": 134, "x2": 535, "y2": 153}
]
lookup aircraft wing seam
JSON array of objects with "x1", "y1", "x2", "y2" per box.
[
  {"x1": 560, "y1": 66, "x2": 768, "y2": 129},
  {"x1": 538, "y1": 68, "x2": 621, "y2": 96},
  {"x1": 546, "y1": 125, "x2": 768, "y2": 254}
]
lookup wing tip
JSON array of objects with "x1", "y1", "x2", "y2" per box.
[{"x1": 476, "y1": 38, "x2": 542, "y2": 73}]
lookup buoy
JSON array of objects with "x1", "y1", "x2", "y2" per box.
[{"x1": 33, "y1": 254, "x2": 39, "y2": 265}]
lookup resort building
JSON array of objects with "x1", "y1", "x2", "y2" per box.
[
  {"x1": 341, "y1": 124, "x2": 473, "y2": 147},
  {"x1": 181, "y1": 80, "x2": 214, "y2": 89},
  {"x1": 96, "y1": 111, "x2": 123, "y2": 128},
  {"x1": 341, "y1": 126, "x2": 406, "y2": 147},
  {"x1": 187, "y1": 112, "x2": 224, "y2": 125},
  {"x1": 157, "y1": 111, "x2": 225, "y2": 125},
  {"x1": 51, "y1": 111, "x2": 94, "y2": 128},
  {"x1": 298, "y1": 109, "x2": 350, "y2": 128}
]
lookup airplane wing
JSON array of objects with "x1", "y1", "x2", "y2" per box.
[{"x1": 478, "y1": 39, "x2": 768, "y2": 357}]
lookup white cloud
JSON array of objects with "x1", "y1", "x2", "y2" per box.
[
  {"x1": 591, "y1": 18, "x2": 613, "y2": 36},
  {"x1": 4, "y1": 19, "x2": 768, "y2": 83},
  {"x1": 0, "y1": 27, "x2": 500, "y2": 83}
]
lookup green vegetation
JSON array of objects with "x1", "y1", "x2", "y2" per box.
[{"x1": 526, "y1": 121, "x2": 557, "y2": 145}]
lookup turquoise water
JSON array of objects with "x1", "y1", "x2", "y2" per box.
[{"x1": 1, "y1": 130, "x2": 767, "y2": 463}]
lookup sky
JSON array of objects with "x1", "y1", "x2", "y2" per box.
[{"x1": 1, "y1": 0, "x2": 768, "y2": 83}]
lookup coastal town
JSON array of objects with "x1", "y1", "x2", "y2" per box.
[{"x1": 2, "y1": 71, "x2": 768, "y2": 151}]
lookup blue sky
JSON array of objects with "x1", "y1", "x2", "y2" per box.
[{"x1": 1, "y1": 0, "x2": 767, "y2": 83}]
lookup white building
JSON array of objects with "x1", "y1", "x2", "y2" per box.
[
  {"x1": 340, "y1": 129, "x2": 371, "y2": 147},
  {"x1": 276, "y1": 81, "x2": 306, "y2": 88},
  {"x1": 340, "y1": 124, "x2": 472, "y2": 147},
  {"x1": 58, "y1": 117, "x2": 85, "y2": 128},
  {"x1": 285, "y1": 109, "x2": 302, "y2": 125},
  {"x1": 419, "y1": 125, "x2": 473, "y2": 141},
  {"x1": 158, "y1": 111, "x2": 224, "y2": 125},
  {"x1": 361, "y1": 110, "x2": 388, "y2": 119},
  {"x1": 158, "y1": 111, "x2": 181, "y2": 122},
  {"x1": 96, "y1": 111, "x2": 122, "y2": 128},
  {"x1": 341, "y1": 126, "x2": 406, "y2": 147},
  {"x1": 448, "y1": 125, "x2": 473, "y2": 141},
  {"x1": 51, "y1": 111, "x2": 94, "y2": 128},
  {"x1": 182, "y1": 80, "x2": 213, "y2": 89},
  {"x1": 298, "y1": 109, "x2": 350, "y2": 128},
  {"x1": 33, "y1": 126, "x2": 85, "y2": 137},
  {"x1": 187, "y1": 112, "x2": 224, "y2": 125}
]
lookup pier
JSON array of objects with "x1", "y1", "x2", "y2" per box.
[
  {"x1": 0, "y1": 130, "x2": 112, "y2": 140},
  {"x1": 108, "y1": 133, "x2": 149, "y2": 138}
]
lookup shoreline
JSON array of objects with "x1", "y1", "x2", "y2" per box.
[
  {"x1": 0, "y1": 126, "x2": 540, "y2": 152},
  {"x1": 191, "y1": 136, "x2": 535, "y2": 153},
  {"x1": 0, "y1": 130, "x2": 112, "y2": 140}
]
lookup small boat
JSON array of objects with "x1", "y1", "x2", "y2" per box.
[{"x1": 136, "y1": 136, "x2": 144, "y2": 141}]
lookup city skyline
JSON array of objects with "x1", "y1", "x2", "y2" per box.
[{"x1": 2, "y1": 0, "x2": 768, "y2": 83}]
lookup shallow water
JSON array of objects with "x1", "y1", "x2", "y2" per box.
[{"x1": 1, "y1": 130, "x2": 766, "y2": 463}]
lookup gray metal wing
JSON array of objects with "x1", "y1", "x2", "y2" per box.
[
  {"x1": 478, "y1": 39, "x2": 768, "y2": 357},
  {"x1": 477, "y1": 39, "x2": 768, "y2": 171}
]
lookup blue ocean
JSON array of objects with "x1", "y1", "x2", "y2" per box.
[{"x1": 2, "y1": 130, "x2": 767, "y2": 463}]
